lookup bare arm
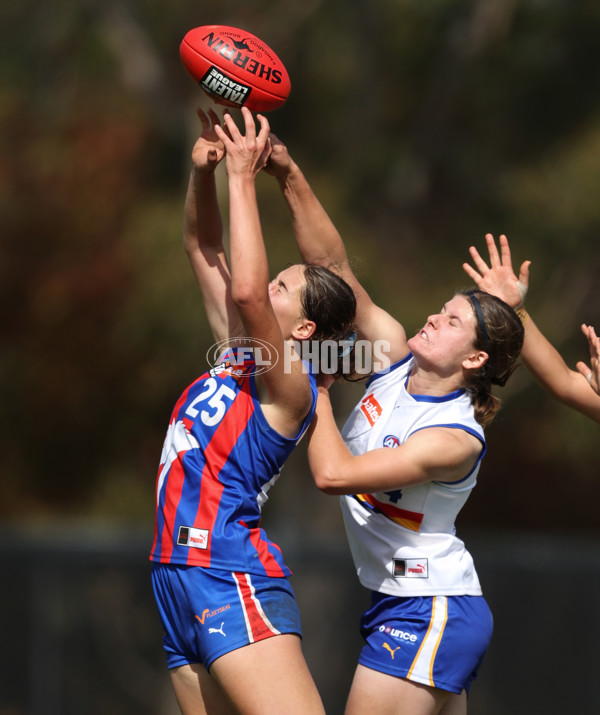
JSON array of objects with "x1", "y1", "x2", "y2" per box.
[
  {"x1": 463, "y1": 233, "x2": 600, "y2": 422},
  {"x1": 264, "y1": 136, "x2": 408, "y2": 362},
  {"x1": 519, "y1": 318, "x2": 600, "y2": 420},
  {"x1": 183, "y1": 108, "x2": 241, "y2": 342},
  {"x1": 307, "y1": 386, "x2": 483, "y2": 494},
  {"x1": 214, "y1": 109, "x2": 313, "y2": 434}
]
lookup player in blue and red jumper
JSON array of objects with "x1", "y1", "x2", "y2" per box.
[{"x1": 150, "y1": 107, "x2": 355, "y2": 715}]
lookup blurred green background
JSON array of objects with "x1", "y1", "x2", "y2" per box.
[{"x1": 1, "y1": 1, "x2": 599, "y2": 713}]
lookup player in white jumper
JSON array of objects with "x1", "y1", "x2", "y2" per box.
[{"x1": 264, "y1": 139, "x2": 525, "y2": 715}]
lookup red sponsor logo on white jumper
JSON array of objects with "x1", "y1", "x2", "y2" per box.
[{"x1": 361, "y1": 394, "x2": 382, "y2": 426}]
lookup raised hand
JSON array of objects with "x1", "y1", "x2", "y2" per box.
[
  {"x1": 191, "y1": 107, "x2": 226, "y2": 173},
  {"x1": 463, "y1": 234, "x2": 530, "y2": 309},
  {"x1": 214, "y1": 107, "x2": 272, "y2": 179},
  {"x1": 576, "y1": 323, "x2": 600, "y2": 395},
  {"x1": 262, "y1": 133, "x2": 293, "y2": 179}
]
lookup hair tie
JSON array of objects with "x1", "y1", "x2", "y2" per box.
[
  {"x1": 338, "y1": 331, "x2": 357, "y2": 358},
  {"x1": 464, "y1": 290, "x2": 490, "y2": 354}
]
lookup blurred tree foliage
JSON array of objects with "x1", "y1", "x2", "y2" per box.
[{"x1": 1, "y1": 0, "x2": 599, "y2": 530}]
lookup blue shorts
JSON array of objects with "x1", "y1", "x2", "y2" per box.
[
  {"x1": 151, "y1": 563, "x2": 302, "y2": 670},
  {"x1": 357, "y1": 593, "x2": 493, "y2": 695}
]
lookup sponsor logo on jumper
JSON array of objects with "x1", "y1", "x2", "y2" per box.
[
  {"x1": 202, "y1": 31, "x2": 283, "y2": 83},
  {"x1": 195, "y1": 604, "x2": 231, "y2": 625},
  {"x1": 379, "y1": 625, "x2": 418, "y2": 644},
  {"x1": 393, "y1": 558, "x2": 429, "y2": 578},
  {"x1": 361, "y1": 393, "x2": 382, "y2": 426},
  {"x1": 200, "y1": 67, "x2": 251, "y2": 107},
  {"x1": 408, "y1": 561, "x2": 428, "y2": 575},
  {"x1": 383, "y1": 642, "x2": 401, "y2": 659},
  {"x1": 178, "y1": 525, "x2": 209, "y2": 549},
  {"x1": 209, "y1": 361, "x2": 245, "y2": 380},
  {"x1": 383, "y1": 434, "x2": 400, "y2": 448},
  {"x1": 208, "y1": 622, "x2": 226, "y2": 636}
]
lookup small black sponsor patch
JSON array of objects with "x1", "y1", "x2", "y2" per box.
[{"x1": 393, "y1": 559, "x2": 406, "y2": 577}]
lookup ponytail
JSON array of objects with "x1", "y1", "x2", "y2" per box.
[
  {"x1": 467, "y1": 382, "x2": 502, "y2": 428},
  {"x1": 462, "y1": 290, "x2": 524, "y2": 427},
  {"x1": 301, "y1": 265, "x2": 360, "y2": 379}
]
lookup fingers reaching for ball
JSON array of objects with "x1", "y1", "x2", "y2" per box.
[
  {"x1": 214, "y1": 107, "x2": 272, "y2": 178},
  {"x1": 191, "y1": 107, "x2": 226, "y2": 172}
]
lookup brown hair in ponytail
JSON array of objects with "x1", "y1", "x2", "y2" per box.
[
  {"x1": 300, "y1": 264, "x2": 359, "y2": 379},
  {"x1": 461, "y1": 289, "x2": 524, "y2": 427}
]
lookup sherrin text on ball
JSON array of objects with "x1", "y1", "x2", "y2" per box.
[{"x1": 180, "y1": 25, "x2": 291, "y2": 112}]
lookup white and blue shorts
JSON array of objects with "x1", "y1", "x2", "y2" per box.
[
  {"x1": 151, "y1": 563, "x2": 302, "y2": 670},
  {"x1": 357, "y1": 592, "x2": 493, "y2": 694}
]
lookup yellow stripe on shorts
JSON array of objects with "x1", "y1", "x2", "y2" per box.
[{"x1": 407, "y1": 596, "x2": 449, "y2": 687}]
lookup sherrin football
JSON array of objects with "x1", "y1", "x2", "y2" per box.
[{"x1": 180, "y1": 25, "x2": 291, "y2": 112}]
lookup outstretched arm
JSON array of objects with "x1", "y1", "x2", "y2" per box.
[
  {"x1": 463, "y1": 233, "x2": 600, "y2": 422},
  {"x1": 263, "y1": 136, "x2": 408, "y2": 362},
  {"x1": 184, "y1": 108, "x2": 241, "y2": 342},
  {"x1": 214, "y1": 109, "x2": 313, "y2": 434}
]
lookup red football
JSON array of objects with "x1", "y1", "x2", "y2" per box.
[{"x1": 180, "y1": 25, "x2": 291, "y2": 112}]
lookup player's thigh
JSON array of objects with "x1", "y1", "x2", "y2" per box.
[
  {"x1": 345, "y1": 664, "x2": 450, "y2": 715},
  {"x1": 210, "y1": 633, "x2": 325, "y2": 715},
  {"x1": 438, "y1": 690, "x2": 467, "y2": 715},
  {"x1": 170, "y1": 662, "x2": 237, "y2": 715}
]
